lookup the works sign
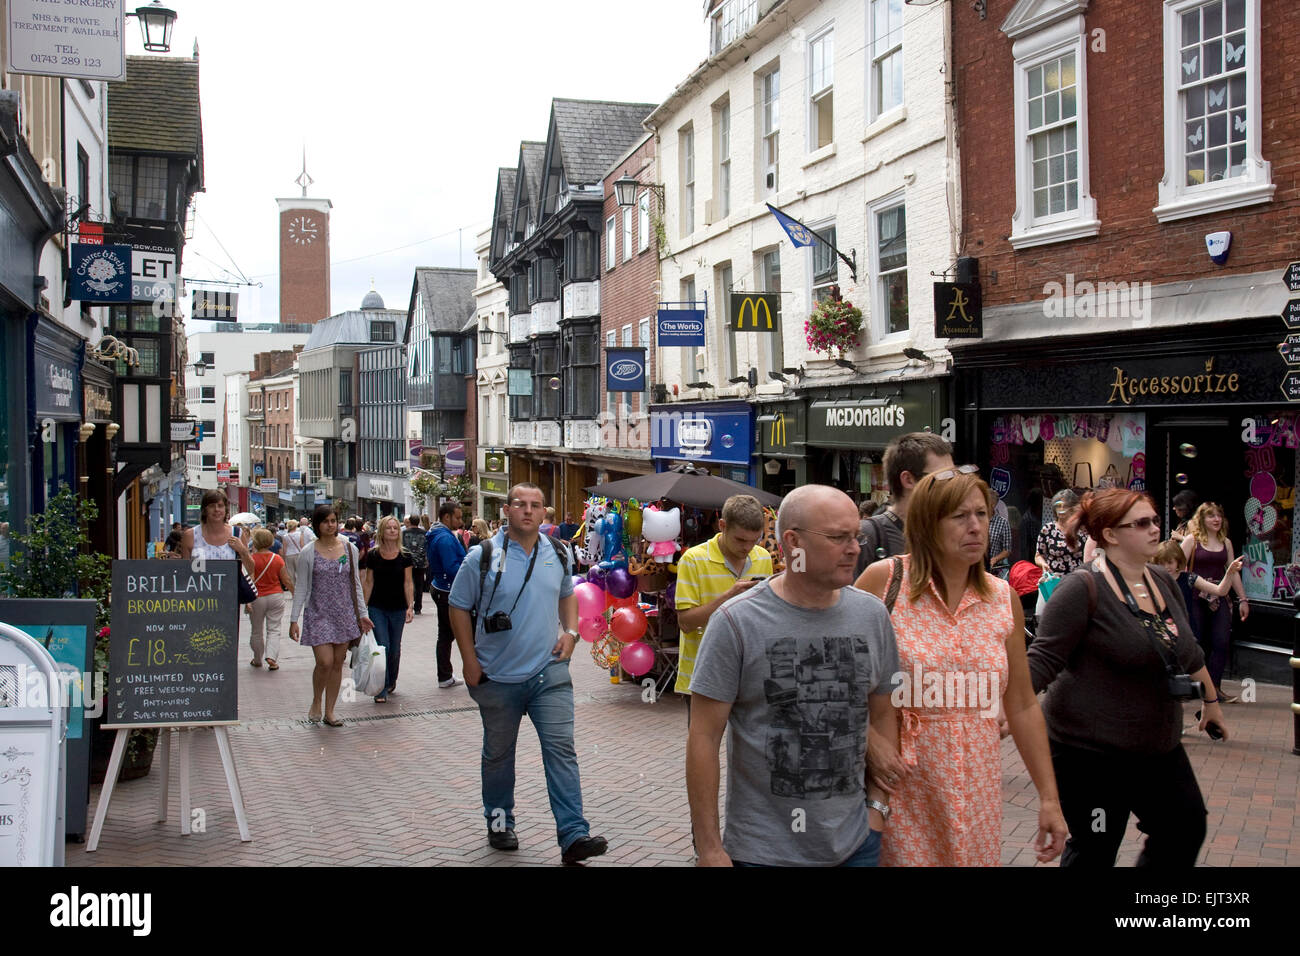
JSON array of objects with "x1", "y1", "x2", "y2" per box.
[{"x1": 729, "y1": 293, "x2": 780, "y2": 333}]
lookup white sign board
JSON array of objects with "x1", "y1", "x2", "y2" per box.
[
  {"x1": 132, "y1": 249, "x2": 176, "y2": 304},
  {"x1": 5, "y1": 0, "x2": 126, "y2": 82}
]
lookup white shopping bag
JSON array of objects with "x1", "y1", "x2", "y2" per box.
[{"x1": 349, "y1": 631, "x2": 387, "y2": 697}]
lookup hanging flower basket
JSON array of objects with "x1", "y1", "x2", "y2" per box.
[{"x1": 804, "y1": 297, "x2": 863, "y2": 355}]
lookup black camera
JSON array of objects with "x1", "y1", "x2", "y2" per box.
[
  {"x1": 483, "y1": 611, "x2": 513, "y2": 634},
  {"x1": 1167, "y1": 668, "x2": 1204, "y2": 701}
]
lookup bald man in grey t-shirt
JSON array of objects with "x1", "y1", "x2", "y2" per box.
[{"x1": 687, "y1": 485, "x2": 900, "y2": 867}]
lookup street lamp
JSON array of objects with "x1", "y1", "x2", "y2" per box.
[
  {"x1": 480, "y1": 327, "x2": 508, "y2": 348},
  {"x1": 191, "y1": 359, "x2": 205, "y2": 377},
  {"x1": 128, "y1": 2, "x2": 178, "y2": 53},
  {"x1": 613, "y1": 175, "x2": 665, "y2": 209}
]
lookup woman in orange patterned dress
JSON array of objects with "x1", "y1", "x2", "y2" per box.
[{"x1": 857, "y1": 468, "x2": 1067, "y2": 866}]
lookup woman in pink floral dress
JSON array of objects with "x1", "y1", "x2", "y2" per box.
[{"x1": 857, "y1": 468, "x2": 1067, "y2": 866}]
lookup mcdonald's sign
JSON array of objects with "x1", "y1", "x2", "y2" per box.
[{"x1": 730, "y1": 293, "x2": 780, "y2": 333}]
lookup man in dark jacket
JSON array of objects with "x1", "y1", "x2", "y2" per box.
[
  {"x1": 403, "y1": 515, "x2": 429, "y2": 614},
  {"x1": 426, "y1": 502, "x2": 466, "y2": 687}
]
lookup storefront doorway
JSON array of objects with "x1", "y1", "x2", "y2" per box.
[{"x1": 1148, "y1": 418, "x2": 1240, "y2": 534}]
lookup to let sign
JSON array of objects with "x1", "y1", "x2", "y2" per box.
[{"x1": 132, "y1": 249, "x2": 177, "y2": 303}]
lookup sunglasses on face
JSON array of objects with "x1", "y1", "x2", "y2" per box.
[{"x1": 1115, "y1": 516, "x2": 1160, "y2": 530}]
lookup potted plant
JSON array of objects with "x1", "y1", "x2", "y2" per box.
[
  {"x1": 804, "y1": 295, "x2": 864, "y2": 355},
  {"x1": 0, "y1": 486, "x2": 157, "y2": 781}
]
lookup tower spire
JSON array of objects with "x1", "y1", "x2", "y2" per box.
[{"x1": 294, "y1": 146, "x2": 314, "y2": 198}]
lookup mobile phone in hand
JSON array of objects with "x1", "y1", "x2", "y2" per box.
[{"x1": 1206, "y1": 722, "x2": 1224, "y2": 740}]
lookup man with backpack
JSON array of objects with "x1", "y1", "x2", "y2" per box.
[
  {"x1": 427, "y1": 502, "x2": 467, "y2": 688},
  {"x1": 854, "y1": 432, "x2": 955, "y2": 578},
  {"x1": 402, "y1": 514, "x2": 429, "y2": 615},
  {"x1": 448, "y1": 482, "x2": 607, "y2": 865}
]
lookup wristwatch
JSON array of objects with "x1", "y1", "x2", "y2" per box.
[
  {"x1": 563, "y1": 627, "x2": 580, "y2": 639},
  {"x1": 867, "y1": 798, "x2": 891, "y2": 822}
]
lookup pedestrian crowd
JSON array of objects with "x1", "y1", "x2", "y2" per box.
[{"x1": 154, "y1": 429, "x2": 1241, "y2": 866}]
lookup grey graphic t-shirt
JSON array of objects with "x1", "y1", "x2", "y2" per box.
[{"x1": 691, "y1": 580, "x2": 899, "y2": 866}]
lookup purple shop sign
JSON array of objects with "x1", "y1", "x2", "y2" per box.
[{"x1": 444, "y1": 440, "x2": 466, "y2": 476}]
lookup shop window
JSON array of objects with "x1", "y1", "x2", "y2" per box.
[{"x1": 1241, "y1": 412, "x2": 1297, "y2": 602}]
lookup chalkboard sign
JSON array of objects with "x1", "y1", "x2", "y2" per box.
[{"x1": 104, "y1": 560, "x2": 239, "y2": 728}]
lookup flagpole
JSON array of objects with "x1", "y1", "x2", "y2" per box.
[{"x1": 765, "y1": 202, "x2": 858, "y2": 283}]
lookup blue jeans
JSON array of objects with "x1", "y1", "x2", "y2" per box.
[
  {"x1": 732, "y1": 828, "x2": 882, "y2": 867},
  {"x1": 367, "y1": 605, "x2": 406, "y2": 697},
  {"x1": 466, "y1": 658, "x2": 589, "y2": 851}
]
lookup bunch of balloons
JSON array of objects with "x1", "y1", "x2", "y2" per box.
[{"x1": 571, "y1": 567, "x2": 654, "y2": 677}]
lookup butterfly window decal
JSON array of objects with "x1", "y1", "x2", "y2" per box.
[
  {"x1": 1225, "y1": 41, "x2": 1244, "y2": 65},
  {"x1": 1207, "y1": 85, "x2": 1226, "y2": 108},
  {"x1": 1233, "y1": 113, "x2": 1247, "y2": 134},
  {"x1": 1182, "y1": 54, "x2": 1199, "y2": 77},
  {"x1": 1188, "y1": 125, "x2": 1204, "y2": 146}
]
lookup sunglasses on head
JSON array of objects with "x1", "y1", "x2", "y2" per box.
[{"x1": 925, "y1": 464, "x2": 980, "y2": 482}]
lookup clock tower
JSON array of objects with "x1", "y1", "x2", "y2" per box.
[{"x1": 276, "y1": 156, "x2": 331, "y2": 324}]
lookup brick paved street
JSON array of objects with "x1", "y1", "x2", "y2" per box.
[{"x1": 71, "y1": 606, "x2": 1300, "y2": 867}]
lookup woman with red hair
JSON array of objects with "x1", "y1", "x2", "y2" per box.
[{"x1": 1030, "y1": 488, "x2": 1225, "y2": 867}]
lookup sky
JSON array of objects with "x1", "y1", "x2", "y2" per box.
[{"x1": 146, "y1": 0, "x2": 709, "y2": 330}]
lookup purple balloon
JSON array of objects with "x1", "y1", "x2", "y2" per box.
[
  {"x1": 606, "y1": 567, "x2": 637, "y2": 599},
  {"x1": 586, "y1": 567, "x2": 608, "y2": 590},
  {"x1": 570, "y1": 575, "x2": 587, "y2": 591}
]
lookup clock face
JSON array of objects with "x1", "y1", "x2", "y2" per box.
[{"x1": 288, "y1": 215, "x2": 318, "y2": 245}]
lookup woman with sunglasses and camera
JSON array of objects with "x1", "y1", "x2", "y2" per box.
[
  {"x1": 1029, "y1": 488, "x2": 1225, "y2": 867},
  {"x1": 857, "y1": 466, "x2": 1067, "y2": 867}
]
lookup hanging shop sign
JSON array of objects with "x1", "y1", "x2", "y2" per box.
[
  {"x1": 651, "y1": 404, "x2": 752, "y2": 467},
  {"x1": 606, "y1": 347, "x2": 646, "y2": 392},
  {"x1": 191, "y1": 290, "x2": 238, "y2": 321},
  {"x1": 484, "y1": 452, "x2": 506, "y2": 474},
  {"x1": 408, "y1": 438, "x2": 422, "y2": 470},
  {"x1": 5, "y1": 0, "x2": 127, "y2": 82},
  {"x1": 481, "y1": 475, "x2": 509, "y2": 496},
  {"x1": 217, "y1": 462, "x2": 232, "y2": 483},
  {"x1": 657, "y1": 308, "x2": 707, "y2": 347},
  {"x1": 1282, "y1": 300, "x2": 1300, "y2": 331},
  {"x1": 69, "y1": 243, "x2": 132, "y2": 303},
  {"x1": 259, "y1": 478, "x2": 278, "y2": 494},
  {"x1": 170, "y1": 420, "x2": 199, "y2": 442},
  {"x1": 758, "y1": 400, "x2": 807, "y2": 457},
  {"x1": 84, "y1": 382, "x2": 113, "y2": 422},
  {"x1": 131, "y1": 247, "x2": 176, "y2": 304},
  {"x1": 729, "y1": 293, "x2": 780, "y2": 333},
  {"x1": 1279, "y1": 335, "x2": 1300, "y2": 367},
  {"x1": 445, "y1": 440, "x2": 466, "y2": 476},
  {"x1": 934, "y1": 282, "x2": 982, "y2": 339},
  {"x1": 1281, "y1": 370, "x2": 1300, "y2": 403},
  {"x1": 34, "y1": 354, "x2": 79, "y2": 420},
  {"x1": 1284, "y1": 261, "x2": 1300, "y2": 293}
]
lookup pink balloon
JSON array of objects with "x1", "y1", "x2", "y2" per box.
[
  {"x1": 619, "y1": 641, "x2": 655, "y2": 677},
  {"x1": 610, "y1": 605, "x2": 648, "y2": 643},
  {"x1": 574, "y1": 582, "x2": 604, "y2": 619},
  {"x1": 578, "y1": 616, "x2": 606, "y2": 643}
]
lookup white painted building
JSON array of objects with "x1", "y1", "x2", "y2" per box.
[
  {"x1": 471, "y1": 226, "x2": 510, "y2": 520},
  {"x1": 647, "y1": 0, "x2": 958, "y2": 398},
  {"x1": 184, "y1": 325, "x2": 311, "y2": 492},
  {"x1": 223, "y1": 369, "x2": 249, "y2": 492}
]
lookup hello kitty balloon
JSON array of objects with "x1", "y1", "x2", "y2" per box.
[{"x1": 642, "y1": 503, "x2": 681, "y2": 563}]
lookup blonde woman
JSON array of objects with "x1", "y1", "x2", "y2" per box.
[
  {"x1": 247, "y1": 528, "x2": 293, "y2": 670},
  {"x1": 470, "y1": 518, "x2": 491, "y2": 549},
  {"x1": 1179, "y1": 502, "x2": 1247, "y2": 702},
  {"x1": 361, "y1": 515, "x2": 414, "y2": 703}
]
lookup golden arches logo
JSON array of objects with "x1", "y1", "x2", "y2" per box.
[
  {"x1": 769, "y1": 413, "x2": 787, "y2": 447},
  {"x1": 735, "y1": 296, "x2": 774, "y2": 329}
]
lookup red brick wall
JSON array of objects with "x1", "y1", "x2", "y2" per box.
[
  {"x1": 602, "y1": 136, "x2": 659, "y2": 441},
  {"x1": 264, "y1": 383, "x2": 295, "y2": 489},
  {"x1": 279, "y1": 208, "x2": 331, "y2": 324},
  {"x1": 955, "y1": 0, "x2": 1300, "y2": 306}
]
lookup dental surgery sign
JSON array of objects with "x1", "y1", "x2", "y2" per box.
[
  {"x1": 657, "y1": 309, "x2": 707, "y2": 347},
  {"x1": 606, "y1": 347, "x2": 646, "y2": 393}
]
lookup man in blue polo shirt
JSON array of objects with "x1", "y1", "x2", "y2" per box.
[{"x1": 449, "y1": 482, "x2": 607, "y2": 865}]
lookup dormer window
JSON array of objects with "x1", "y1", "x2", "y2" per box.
[{"x1": 370, "y1": 321, "x2": 396, "y2": 342}]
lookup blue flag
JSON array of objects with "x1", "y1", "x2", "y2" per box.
[{"x1": 766, "y1": 203, "x2": 816, "y2": 247}]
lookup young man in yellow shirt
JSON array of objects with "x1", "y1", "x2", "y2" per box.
[{"x1": 674, "y1": 494, "x2": 773, "y2": 717}]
